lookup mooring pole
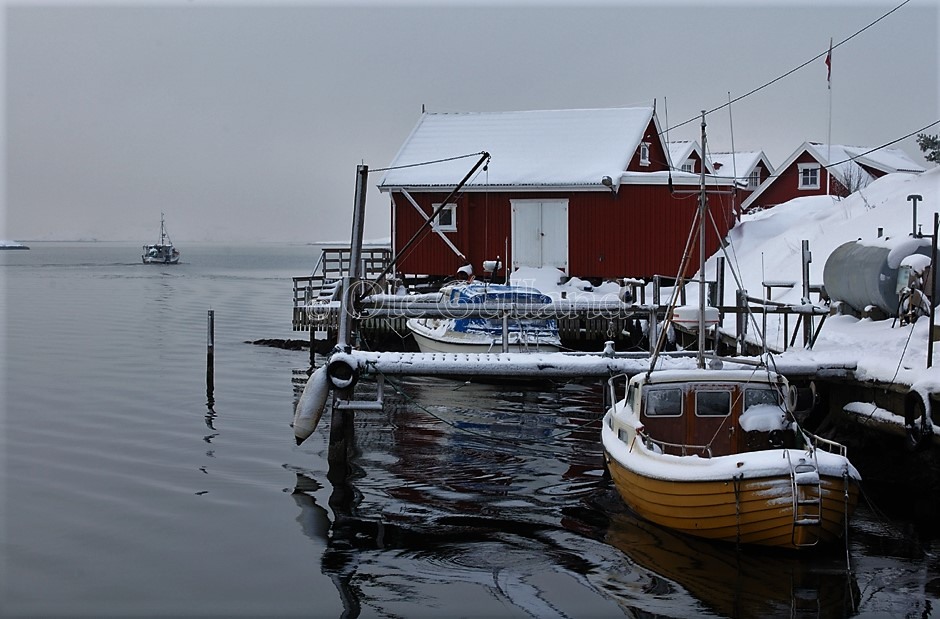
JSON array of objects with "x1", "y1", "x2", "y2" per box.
[
  {"x1": 329, "y1": 165, "x2": 369, "y2": 469},
  {"x1": 206, "y1": 309, "x2": 215, "y2": 405},
  {"x1": 929, "y1": 211, "x2": 938, "y2": 368}
]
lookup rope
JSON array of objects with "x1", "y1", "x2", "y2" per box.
[{"x1": 369, "y1": 151, "x2": 487, "y2": 173}]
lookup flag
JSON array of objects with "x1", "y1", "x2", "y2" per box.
[{"x1": 825, "y1": 38, "x2": 832, "y2": 89}]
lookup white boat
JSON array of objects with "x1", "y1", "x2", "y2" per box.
[
  {"x1": 601, "y1": 115, "x2": 860, "y2": 549},
  {"x1": 142, "y1": 213, "x2": 180, "y2": 264},
  {"x1": 406, "y1": 282, "x2": 561, "y2": 353}
]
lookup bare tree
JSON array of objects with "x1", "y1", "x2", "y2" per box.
[{"x1": 831, "y1": 164, "x2": 869, "y2": 198}]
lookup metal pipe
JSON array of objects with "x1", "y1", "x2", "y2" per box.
[
  {"x1": 698, "y1": 111, "x2": 707, "y2": 369},
  {"x1": 337, "y1": 165, "x2": 370, "y2": 348}
]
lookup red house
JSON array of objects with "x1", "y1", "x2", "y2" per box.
[
  {"x1": 668, "y1": 141, "x2": 713, "y2": 175},
  {"x1": 378, "y1": 107, "x2": 737, "y2": 283},
  {"x1": 708, "y1": 150, "x2": 775, "y2": 208},
  {"x1": 742, "y1": 142, "x2": 925, "y2": 212}
]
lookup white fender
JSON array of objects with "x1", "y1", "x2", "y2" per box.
[{"x1": 293, "y1": 366, "x2": 330, "y2": 445}]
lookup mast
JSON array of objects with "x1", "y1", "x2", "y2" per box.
[{"x1": 698, "y1": 111, "x2": 707, "y2": 370}]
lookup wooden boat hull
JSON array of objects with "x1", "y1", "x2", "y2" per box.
[{"x1": 604, "y1": 448, "x2": 858, "y2": 549}]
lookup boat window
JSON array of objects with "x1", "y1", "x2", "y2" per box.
[
  {"x1": 744, "y1": 387, "x2": 782, "y2": 409},
  {"x1": 643, "y1": 388, "x2": 682, "y2": 417},
  {"x1": 695, "y1": 390, "x2": 731, "y2": 417}
]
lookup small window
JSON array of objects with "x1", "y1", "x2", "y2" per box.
[
  {"x1": 744, "y1": 387, "x2": 782, "y2": 408},
  {"x1": 747, "y1": 169, "x2": 761, "y2": 189},
  {"x1": 696, "y1": 390, "x2": 731, "y2": 417},
  {"x1": 432, "y1": 203, "x2": 457, "y2": 232},
  {"x1": 798, "y1": 163, "x2": 820, "y2": 190},
  {"x1": 681, "y1": 160, "x2": 694, "y2": 173},
  {"x1": 639, "y1": 142, "x2": 651, "y2": 167},
  {"x1": 643, "y1": 388, "x2": 682, "y2": 417}
]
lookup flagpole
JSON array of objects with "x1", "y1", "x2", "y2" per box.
[{"x1": 826, "y1": 37, "x2": 833, "y2": 196}]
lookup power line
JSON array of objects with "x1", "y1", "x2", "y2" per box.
[
  {"x1": 821, "y1": 119, "x2": 940, "y2": 171},
  {"x1": 663, "y1": 0, "x2": 914, "y2": 134}
]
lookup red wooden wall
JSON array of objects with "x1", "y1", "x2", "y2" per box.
[
  {"x1": 748, "y1": 152, "x2": 844, "y2": 210},
  {"x1": 390, "y1": 183, "x2": 734, "y2": 281}
]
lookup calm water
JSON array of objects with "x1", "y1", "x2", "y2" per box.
[{"x1": 1, "y1": 242, "x2": 937, "y2": 618}]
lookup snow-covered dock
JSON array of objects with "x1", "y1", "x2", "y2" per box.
[{"x1": 326, "y1": 348, "x2": 857, "y2": 381}]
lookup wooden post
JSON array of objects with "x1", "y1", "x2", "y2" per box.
[
  {"x1": 206, "y1": 309, "x2": 215, "y2": 405},
  {"x1": 716, "y1": 257, "x2": 725, "y2": 321},
  {"x1": 736, "y1": 289, "x2": 747, "y2": 354},
  {"x1": 802, "y1": 240, "x2": 813, "y2": 348},
  {"x1": 930, "y1": 212, "x2": 938, "y2": 368}
]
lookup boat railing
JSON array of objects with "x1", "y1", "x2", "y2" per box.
[
  {"x1": 638, "y1": 430, "x2": 713, "y2": 458},
  {"x1": 606, "y1": 374, "x2": 629, "y2": 411},
  {"x1": 803, "y1": 432, "x2": 848, "y2": 457}
]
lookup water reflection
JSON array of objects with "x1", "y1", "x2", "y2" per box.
[
  {"x1": 597, "y1": 497, "x2": 859, "y2": 618},
  {"x1": 290, "y1": 375, "x2": 866, "y2": 617}
]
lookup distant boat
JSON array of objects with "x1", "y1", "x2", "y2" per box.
[
  {"x1": 141, "y1": 213, "x2": 180, "y2": 264},
  {"x1": 0, "y1": 240, "x2": 29, "y2": 250},
  {"x1": 406, "y1": 282, "x2": 561, "y2": 353}
]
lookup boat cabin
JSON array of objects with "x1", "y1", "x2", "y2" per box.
[{"x1": 628, "y1": 372, "x2": 791, "y2": 458}]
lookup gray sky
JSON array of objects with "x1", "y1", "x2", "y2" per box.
[{"x1": 3, "y1": 0, "x2": 938, "y2": 243}]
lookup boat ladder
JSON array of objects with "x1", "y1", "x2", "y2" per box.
[{"x1": 787, "y1": 451, "x2": 822, "y2": 547}]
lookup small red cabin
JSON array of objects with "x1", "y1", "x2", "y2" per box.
[
  {"x1": 378, "y1": 107, "x2": 737, "y2": 282},
  {"x1": 742, "y1": 142, "x2": 925, "y2": 212}
]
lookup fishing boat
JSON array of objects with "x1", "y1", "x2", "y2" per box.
[
  {"x1": 142, "y1": 213, "x2": 180, "y2": 264},
  {"x1": 406, "y1": 282, "x2": 561, "y2": 353},
  {"x1": 601, "y1": 114, "x2": 860, "y2": 549}
]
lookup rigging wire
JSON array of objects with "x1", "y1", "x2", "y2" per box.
[
  {"x1": 662, "y1": 0, "x2": 914, "y2": 134},
  {"x1": 370, "y1": 151, "x2": 488, "y2": 173},
  {"x1": 390, "y1": 160, "x2": 490, "y2": 273}
]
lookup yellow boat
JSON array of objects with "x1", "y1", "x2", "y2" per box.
[{"x1": 601, "y1": 367, "x2": 860, "y2": 549}]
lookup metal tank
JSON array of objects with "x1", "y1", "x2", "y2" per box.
[{"x1": 823, "y1": 237, "x2": 936, "y2": 316}]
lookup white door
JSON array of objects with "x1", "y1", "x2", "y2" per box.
[{"x1": 511, "y1": 200, "x2": 568, "y2": 272}]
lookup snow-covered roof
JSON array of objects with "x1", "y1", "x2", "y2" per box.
[
  {"x1": 708, "y1": 151, "x2": 773, "y2": 183},
  {"x1": 667, "y1": 141, "x2": 714, "y2": 174},
  {"x1": 741, "y1": 142, "x2": 925, "y2": 209},
  {"x1": 841, "y1": 144, "x2": 926, "y2": 174},
  {"x1": 378, "y1": 107, "x2": 658, "y2": 191}
]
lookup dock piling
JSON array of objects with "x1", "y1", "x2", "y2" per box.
[{"x1": 206, "y1": 309, "x2": 215, "y2": 405}]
